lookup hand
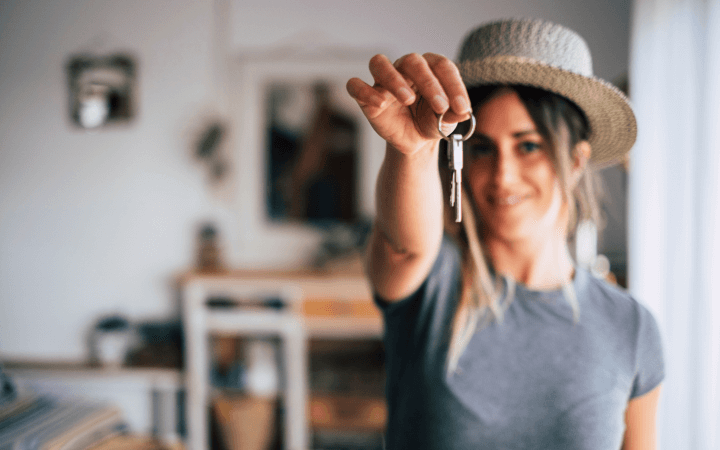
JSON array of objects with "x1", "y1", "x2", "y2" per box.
[{"x1": 346, "y1": 53, "x2": 473, "y2": 155}]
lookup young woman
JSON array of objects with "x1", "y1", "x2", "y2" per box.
[{"x1": 347, "y1": 19, "x2": 664, "y2": 449}]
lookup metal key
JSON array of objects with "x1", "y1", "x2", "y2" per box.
[
  {"x1": 449, "y1": 134, "x2": 463, "y2": 221},
  {"x1": 438, "y1": 113, "x2": 476, "y2": 222}
]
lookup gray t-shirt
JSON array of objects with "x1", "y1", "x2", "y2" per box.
[{"x1": 375, "y1": 236, "x2": 664, "y2": 450}]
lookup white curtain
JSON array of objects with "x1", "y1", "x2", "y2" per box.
[{"x1": 629, "y1": 0, "x2": 720, "y2": 448}]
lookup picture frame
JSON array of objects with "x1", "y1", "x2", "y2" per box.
[
  {"x1": 227, "y1": 52, "x2": 385, "y2": 268},
  {"x1": 66, "y1": 53, "x2": 136, "y2": 129}
]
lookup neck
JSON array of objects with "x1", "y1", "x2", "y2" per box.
[{"x1": 484, "y1": 224, "x2": 575, "y2": 291}]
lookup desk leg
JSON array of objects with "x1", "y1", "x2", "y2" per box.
[
  {"x1": 283, "y1": 320, "x2": 308, "y2": 450},
  {"x1": 184, "y1": 283, "x2": 210, "y2": 450},
  {"x1": 153, "y1": 386, "x2": 180, "y2": 444}
]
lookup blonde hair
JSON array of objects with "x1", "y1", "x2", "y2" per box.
[{"x1": 441, "y1": 85, "x2": 603, "y2": 374}]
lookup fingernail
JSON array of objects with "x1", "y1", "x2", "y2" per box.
[
  {"x1": 432, "y1": 95, "x2": 449, "y2": 111},
  {"x1": 455, "y1": 96, "x2": 472, "y2": 114},
  {"x1": 398, "y1": 87, "x2": 414, "y2": 104}
]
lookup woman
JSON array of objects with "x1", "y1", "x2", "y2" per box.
[{"x1": 346, "y1": 19, "x2": 664, "y2": 449}]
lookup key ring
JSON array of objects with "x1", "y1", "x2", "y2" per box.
[{"x1": 437, "y1": 112, "x2": 476, "y2": 141}]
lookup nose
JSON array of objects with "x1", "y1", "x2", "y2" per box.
[{"x1": 491, "y1": 144, "x2": 521, "y2": 187}]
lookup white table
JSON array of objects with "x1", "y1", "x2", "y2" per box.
[{"x1": 180, "y1": 270, "x2": 377, "y2": 450}]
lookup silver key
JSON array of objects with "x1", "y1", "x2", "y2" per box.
[
  {"x1": 449, "y1": 134, "x2": 463, "y2": 221},
  {"x1": 438, "y1": 113, "x2": 476, "y2": 222}
]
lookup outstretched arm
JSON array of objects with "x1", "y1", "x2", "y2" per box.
[{"x1": 347, "y1": 53, "x2": 471, "y2": 301}]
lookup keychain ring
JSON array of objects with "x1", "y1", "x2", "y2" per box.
[{"x1": 437, "y1": 112, "x2": 476, "y2": 141}]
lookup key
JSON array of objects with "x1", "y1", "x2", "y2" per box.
[
  {"x1": 438, "y1": 112, "x2": 476, "y2": 223},
  {"x1": 449, "y1": 134, "x2": 463, "y2": 222}
]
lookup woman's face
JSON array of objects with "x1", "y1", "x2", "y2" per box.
[{"x1": 465, "y1": 89, "x2": 567, "y2": 244}]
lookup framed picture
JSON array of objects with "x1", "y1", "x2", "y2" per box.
[
  {"x1": 66, "y1": 53, "x2": 136, "y2": 129},
  {"x1": 227, "y1": 53, "x2": 385, "y2": 268}
]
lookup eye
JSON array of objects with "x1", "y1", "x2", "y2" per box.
[{"x1": 519, "y1": 141, "x2": 542, "y2": 153}]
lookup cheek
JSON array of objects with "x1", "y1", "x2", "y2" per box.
[
  {"x1": 466, "y1": 160, "x2": 491, "y2": 184},
  {"x1": 465, "y1": 163, "x2": 490, "y2": 200},
  {"x1": 539, "y1": 169, "x2": 561, "y2": 201}
]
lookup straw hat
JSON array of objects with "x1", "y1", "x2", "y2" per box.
[{"x1": 456, "y1": 18, "x2": 636, "y2": 168}]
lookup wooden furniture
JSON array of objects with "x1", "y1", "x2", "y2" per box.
[{"x1": 179, "y1": 269, "x2": 382, "y2": 450}]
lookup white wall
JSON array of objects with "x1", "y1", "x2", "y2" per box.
[
  {"x1": 0, "y1": 0, "x2": 217, "y2": 359},
  {"x1": 0, "y1": 0, "x2": 632, "y2": 360},
  {"x1": 227, "y1": 0, "x2": 630, "y2": 81}
]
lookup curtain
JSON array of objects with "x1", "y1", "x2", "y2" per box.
[{"x1": 628, "y1": 0, "x2": 720, "y2": 448}]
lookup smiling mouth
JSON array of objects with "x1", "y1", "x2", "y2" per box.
[{"x1": 491, "y1": 195, "x2": 528, "y2": 206}]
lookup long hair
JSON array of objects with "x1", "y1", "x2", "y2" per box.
[{"x1": 441, "y1": 85, "x2": 602, "y2": 374}]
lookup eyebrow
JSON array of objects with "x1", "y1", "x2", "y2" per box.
[
  {"x1": 512, "y1": 129, "x2": 541, "y2": 138},
  {"x1": 471, "y1": 129, "x2": 541, "y2": 140}
]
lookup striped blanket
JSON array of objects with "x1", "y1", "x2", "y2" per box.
[{"x1": 0, "y1": 365, "x2": 127, "y2": 450}]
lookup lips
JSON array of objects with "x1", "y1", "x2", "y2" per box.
[{"x1": 489, "y1": 194, "x2": 529, "y2": 206}]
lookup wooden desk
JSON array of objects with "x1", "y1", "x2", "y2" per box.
[{"x1": 179, "y1": 270, "x2": 381, "y2": 450}]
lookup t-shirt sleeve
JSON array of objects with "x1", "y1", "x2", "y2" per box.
[
  {"x1": 372, "y1": 264, "x2": 431, "y2": 324},
  {"x1": 372, "y1": 234, "x2": 460, "y2": 319},
  {"x1": 372, "y1": 235, "x2": 462, "y2": 396},
  {"x1": 372, "y1": 235, "x2": 462, "y2": 353},
  {"x1": 630, "y1": 304, "x2": 665, "y2": 398}
]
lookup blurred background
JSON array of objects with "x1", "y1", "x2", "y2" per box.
[{"x1": 0, "y1": 0, "x2": 717, "y2": 449}]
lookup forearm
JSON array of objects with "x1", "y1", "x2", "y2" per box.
[
  {"x1": 368, "y1": 141, "x2": 444, "y2": 300},
  {"x1": 346, "y1": 52, "x2": 470, "y2": 299},
  {"x1": 375, "y1": 142, "x2": 444, "y2": 254}
]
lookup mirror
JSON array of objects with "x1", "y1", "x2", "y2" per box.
[
  {"x1": 227, "y1": 54, "x2": 384, "y2": 267},
  {"x1": 266, "y1": 80, "x2": 360, "y2": 226}
]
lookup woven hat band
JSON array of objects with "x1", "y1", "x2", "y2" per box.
[{"x1": 457, "y1": 19, "x2": 593, "y2": 78}]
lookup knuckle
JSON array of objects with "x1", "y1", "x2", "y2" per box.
[{"x1": 417, "y1": 77, "x2": 438, "y2": 92}]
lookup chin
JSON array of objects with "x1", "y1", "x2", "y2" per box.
[
  {"x1": 483, "y1": 210, "x2": 556, "y2": 241},
  {"x1": 482, "y1": 221, "x2": 532, "y2": 243}
]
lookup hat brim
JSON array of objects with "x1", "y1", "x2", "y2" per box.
[{"x1": 458, "y1": 55, "x2": 636, "y2": 168}]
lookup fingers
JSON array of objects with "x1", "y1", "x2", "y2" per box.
[
  {"x1": 368, "y1": 54, "x2": 416, "y2": 106},
  {"x1": 346, "y1": 76, "x2": 399, "y2": 123},
  {"x1": 346, "y1": 77, "x2": 382, "y2": 108},
  {"x1": 394, "y1": 53, "x2": 472, "y2": 121},
  {"x1": 425, "y1": 53, "x2": 473, "y2": 122},
  {"x1": 363, "y1": 53, "x2": 471, "y2": 119},
  {"x1": 347, "y1": 53, "x2": 474, "y2": 145}
]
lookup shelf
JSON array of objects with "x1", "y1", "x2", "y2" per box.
[
  {"x1": 302, "y1": 298, "x2": 382, "y2": 338},
  {"x1": 310, "y1": 395, "x2": 386, "y2": 432},
  {"x1": 304, "y1": 317, "x2": 382, "y2": 339},
  {"x1": 206, "y1": 309, "x2": 303, "y2": 336},
  {"x1": 4, "y1": 361, "x2": 183, "y2": 388},
  {"x1": 181, "y1": 270, "x2": 373, "y2": 303}
]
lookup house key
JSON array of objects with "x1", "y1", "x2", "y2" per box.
[{"x1": 438, "y1": 112, "x2": 476, "y2": 222}]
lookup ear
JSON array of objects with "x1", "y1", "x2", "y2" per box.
[{"x1": 570, "y1": 140, "x2": 591, "y2": 187}]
